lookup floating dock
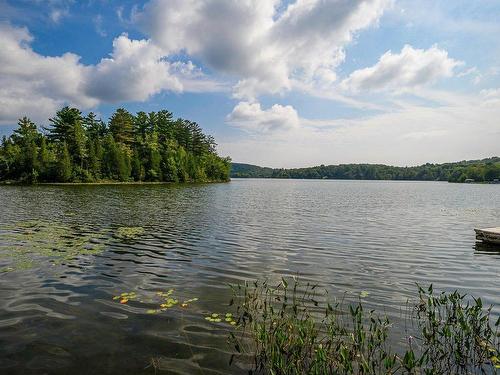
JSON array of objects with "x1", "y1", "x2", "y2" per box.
[{"x1": 474, "y1": 227, "x2": 500, "y2": 245}]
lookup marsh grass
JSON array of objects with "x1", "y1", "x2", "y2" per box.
[{"x1": 227, "y1": 279, "x2": 500, "y2": 374}]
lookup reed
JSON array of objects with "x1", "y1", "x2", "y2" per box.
[{"x1": 227, "y1": 279, "x2": 500, "y2": 374}]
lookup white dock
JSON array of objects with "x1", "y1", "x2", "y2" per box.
[{"x1": 474, "y1": 227, "x2": 500, "y2": 245}]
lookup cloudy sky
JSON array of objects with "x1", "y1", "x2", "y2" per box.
[{"x1": 1, "y1": 0, "x2": 499, "y2": 167}]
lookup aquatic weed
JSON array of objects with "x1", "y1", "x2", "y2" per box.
[
  {"x1": 226, "y1": 278, "x2": 500, "y2": 374},
  {"x1": 114, "y1": 226, "x2": 145, "y2": 240},
  {"x1": 0, "y1": 220, "x2": 105, "y2": 271}
]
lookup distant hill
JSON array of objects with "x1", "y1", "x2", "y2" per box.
[{"x1": 231, "y1": 157, "x2": 500, "y2": 183}]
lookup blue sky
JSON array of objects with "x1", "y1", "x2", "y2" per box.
[{"x1": 1, "y1": 0, "x2": 499, "y2": 167}]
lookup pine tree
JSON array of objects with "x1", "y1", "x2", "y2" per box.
[
  {"x1": 109, "y1": 108, "x2": 134, "y2": 148},
  {"x1": 57, "y1": 142, "x2": 72, "y2": 182},
  {"x1": 47, "y1": 107, "x2": 82, "y2": 143}
]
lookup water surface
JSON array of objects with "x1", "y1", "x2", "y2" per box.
[{"x1": 0, "y1": 179, "x2": 499, "y2": 374}]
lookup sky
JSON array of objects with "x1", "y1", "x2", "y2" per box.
[{"x1": 0, "y1": 0, "x2": 499, "y2": 168}]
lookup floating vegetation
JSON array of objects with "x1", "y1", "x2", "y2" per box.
[
  {"x1": 359, "y1": 290, "x2": 370, "y2": 298},
  {"x1": 181, "y1": 297, "x2": 199, "y2": 308},
  {"x1": 0, "y1": 220, "x2": 106, "y2": 272},
  {"x1": 112, "y1": 292, "x2": 138, "y2": 304},
  {"x1": 114, "y1": 226, "x2": 145, "y2": 241},
  {"x1": 205, "y1": 312, "x2": 236, "y2": 325},
  {"x1": 112, "y1": 289, "x2": 199, "y2": 315}
]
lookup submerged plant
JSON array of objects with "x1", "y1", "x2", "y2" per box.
[
  {"x1": 226, "y1": 279, "x2": 500, "y2": 374},
  {"x1": 114, "y1": 226, "x2": 145, "y2": 240},
  {"x1": 0, "y1": 220, "x2": 105, "y2": 272}
]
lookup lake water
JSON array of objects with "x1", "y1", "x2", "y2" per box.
[{"x1": 0, "y1": 179, "x2": 499, "y2": 374}]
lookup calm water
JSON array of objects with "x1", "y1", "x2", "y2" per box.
[{"x1": 0, "y1": 179, "x2": 499, "y2": 374}]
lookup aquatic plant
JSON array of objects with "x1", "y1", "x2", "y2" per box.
[
  {"x1": 205, "y1": 312, "x2": 237, "y2": 325},
  {"x1": 413, "y1": 284, "x2": 500, "y2": 373},
  {"x1": 114, "y1": 226, "x2": 145, "y2": 240},
  {"x1": 226, "y1": 279, "x2": 500, "y2": 374},
  {"x1": 0, "y1": 220, "x2": 105, "y2": 272},
  {"x1": 112, "y1": 289, "x2": 199, "y2": 315},
  {"x1": 113, "y1": 292, "x2": 138, "y2": 304}
]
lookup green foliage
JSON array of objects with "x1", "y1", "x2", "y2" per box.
[
  {"x1": 228, "y1": 279, "x2": 500, "y2": 374},
  {"x1": 109, "y1": 108, "x2": 134, "y2": 148},
  {"x1": 231, "y1": 159, "x2": 500, "y2": 182},
  {"x1": 0, "y1": 107, "x2": 230, "y2": 183},
  {"x1": 57, "y1": 142, "x2": 72, "y2": 182}
]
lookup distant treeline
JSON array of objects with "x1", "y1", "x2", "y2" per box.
[
  {"x1": 231, "y1": 158, "x2": 500, "y2": 183},
  {"x1": 0, "y1": 107, "x2": 231, "y2": 183}
]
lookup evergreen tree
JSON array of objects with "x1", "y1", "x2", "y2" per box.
[
  {"x1": 109, "y1": 108, "x2": 134, "y2": 148},
  {"x1": 0, "y1": 106, "x2": 231, "y2": 183},
  {"x1": 57, "y1": 142, "x2": 72, "y2": 182},
  {"x1": 47, "y1": 107, "x2": 82, "y2": 143}
]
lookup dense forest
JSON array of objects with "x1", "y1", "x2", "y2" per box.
[
  {"x1": 0, "y1": 107, "x2": 231, "y2": 183},
  {"x1": 231, "y1": 157, "x2": 500, "y2": 183}
]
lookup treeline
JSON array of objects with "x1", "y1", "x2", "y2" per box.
[
  {"x1": 231, "y1": 158, "x2": 500, "y2": 182},
  {"x1": 0, "y1": 107, "x2": 231, "y2": 183}
]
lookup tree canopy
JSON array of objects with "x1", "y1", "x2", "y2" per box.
[
  {"x1": 231, "y1": 158, "x2": 500, "y2": 183},
  {"x1": 0, "y1": 107, "x2": 231, "y2": 183}
]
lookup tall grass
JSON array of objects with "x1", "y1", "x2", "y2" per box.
[{"x1": 228, "y1": 279, "x2": 500, "y2": 374}]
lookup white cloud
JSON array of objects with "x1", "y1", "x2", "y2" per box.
[
  {"x1": 341, "y1": 45, "x2": 462, "y2": 92},
  {"x1": 0, "y1": 23, "x2": 94, "y2": 123},
  {"x1": 133, "y1": 0, "x2": 392, "y2": 99},
  {"x1": 86, "y1": 35, "x2": 184, "y2": 102},
  {"x1": 220, "y1": 96, "x2": 500, "y2": 167},
  {"x1": 50, "y1": 8, "x2": 69, "y2": 23},
  {"x1": 0, "y1": 23, "x2": 222, "y2": 124},
  {"x1": 93, "y1": 14, "x2": 107, "y2": 37},
  {"x1": 227, "y1": 101, "x2": 300, "y2": 133}
]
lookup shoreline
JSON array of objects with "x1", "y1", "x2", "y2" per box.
[{"x1": 0, "y1": 180, "x2": 230, "y2": 186}]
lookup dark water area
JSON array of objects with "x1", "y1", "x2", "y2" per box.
[{"x1": 0, "y1": 179, "x2": 499, "y2": 374}]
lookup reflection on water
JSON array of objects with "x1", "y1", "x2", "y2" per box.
[{"x1": 0, "y1": 180, "x2": 499, "y2": 374}]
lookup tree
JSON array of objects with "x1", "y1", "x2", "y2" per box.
[
  {"x1": 12, "y1": 117, "x2": 39, "y2": 181},
  {"x1": 109, "y1": 108, "x2": 134, "y2": 148},
  {"x1": 47, "y1": 107, "x2": 82, "y2": 143},
  {"x1": 57, "y1": 142, "x2": 72, "y2": 182},
  {"x1": 0, "y1": 106, "x2": 231, "y2": 183}
]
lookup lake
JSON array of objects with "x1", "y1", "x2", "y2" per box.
[{"x1": 0, "y1": 179, "x2": 499, "y2": 374}]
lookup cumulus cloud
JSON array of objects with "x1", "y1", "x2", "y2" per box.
[
  {"x1": 0, "y1": 23, "x2": 221, "y2": 124},
  {"x1": 341, "y1": 45, "x2": 462, "y2": 92},
  {"x1": 0, "y1": 23, "x2": 95, "y2": 123},
  {"x1": 227, "y1": 101, "x2": 300, "y2": 132},
  {"x1": 132, "y1": 0, "x2": 392, "y2": 99},
  {"x1": 86, "y1": 35, "x2": 184, "y2": 102}
]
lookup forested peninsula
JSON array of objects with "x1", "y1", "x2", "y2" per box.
[
  {"x1": 0, "y1": 107, "x2": 231, "y2": 183},
  {"x1": 231, "y1": 158, "x2": 500, "y2": 183}
]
